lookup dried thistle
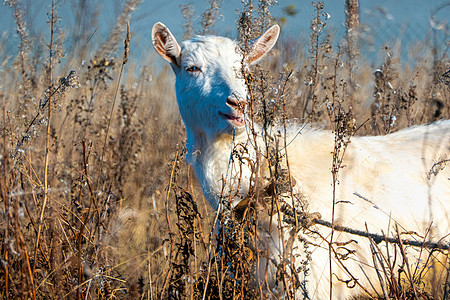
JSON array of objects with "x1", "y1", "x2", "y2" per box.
[
  {"x1": 95, "y1": 0, "x2": 142, "y2": 59},
  {"x1": 371, "y1": 46, "x2": 401, "y2": 134},
  {"x1": 123, "y1": 22, "x2": 131, "y2": 65},
  {"x1": 13, "y1": 70, "x2": 80, "y2": 159},
  {"x1": 180, "y1": 3, "x2": 194, "y2": 40},
  {"x1": 201, "y1": 0, "x2": 222, "y2": 35},
  {"x1": 306, "y1": 1, "x2": 332, "y2": 121}
]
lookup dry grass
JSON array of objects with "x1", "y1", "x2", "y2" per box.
[{"x1": 0, "y1": 0, "x2": 449, "y2": 299}]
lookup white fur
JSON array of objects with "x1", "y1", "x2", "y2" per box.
[{"x1": 152, "y1": 22, "x2": 450, "y2": 299}]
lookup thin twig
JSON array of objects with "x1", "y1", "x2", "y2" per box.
[
  {"x1": 97, "y1": 22, "x2": 131, "y2": 189},
  {"x1": 34, "y1": 0, "x2": 55, "y2": 277},
  {"x1": 160, "y1": 150, "x2": 178, "y2": 299},
  {"x1": 2, "y1": 91, "x2": 10, "y2": 300},
  {"x1": 293, "y1": 214, "x2": 450, "y2": 250}
]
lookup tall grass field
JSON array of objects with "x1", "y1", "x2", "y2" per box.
[{"x1": 0, "y1": 0, "x2": 449, "y2": 299}]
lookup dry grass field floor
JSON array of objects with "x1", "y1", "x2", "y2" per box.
[{"x1": 0, "y1": 0, "x2": 449, "y2": 299}]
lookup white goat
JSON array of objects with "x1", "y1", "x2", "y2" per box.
[{"x1": 152, "y1": 22, "x2": 450, "y2": 299}]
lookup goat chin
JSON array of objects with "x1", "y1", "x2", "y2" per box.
[{"x1": 152, "y1": 21, "x2": 450, "y2": 299}]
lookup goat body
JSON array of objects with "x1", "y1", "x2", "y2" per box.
[{"x1": 152, "y1": 22, "x2": 450, "y2": 299}]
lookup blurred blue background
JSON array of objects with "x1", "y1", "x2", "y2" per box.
[{"x1": 1, "y1": 0, "x2": 448, "y2": 64}]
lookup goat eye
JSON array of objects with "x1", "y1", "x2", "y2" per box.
[{"x1": 186, "y1": 66, "x2": 202, "y2": 73}]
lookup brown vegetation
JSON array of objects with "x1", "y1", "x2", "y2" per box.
[{"x1": 0, "y1": 0, "x2": 448, "y2": 299}]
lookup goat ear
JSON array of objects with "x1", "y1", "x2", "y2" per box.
[
  {"x1": 152, "y1": 22, "x2": 181, "y2": 68},
  {"x1": 247, "y1": 24, "x2": 280, "y2": 65}
]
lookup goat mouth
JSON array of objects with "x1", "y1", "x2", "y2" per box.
[{"x1": 218, "y1": 111, "x2": 244, "y2": 127}]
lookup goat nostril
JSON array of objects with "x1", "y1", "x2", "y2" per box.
[
  {"x1": 226, "y1": 97, "x2": 239, "y2": 107},
  {"x1": 226, "y1": 97, "x2": 246, "y2": 109}
]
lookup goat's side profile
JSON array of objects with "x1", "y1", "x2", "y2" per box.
[{"x1": 152, "y1": 22, "x2": 450, "y2": 299}]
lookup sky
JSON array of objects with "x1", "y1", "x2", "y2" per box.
[{"x1": 0, "y1": 0, "x2": 448, "y2": 64}]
